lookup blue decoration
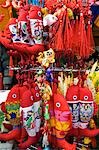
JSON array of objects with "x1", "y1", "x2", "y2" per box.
[
  {"x1": 43, "y1": 146, "x2": 51, "y2": 150},
  {"x1": 46, "y1": 68, "x2": 53, "y2": 82},
  {"x1": 90, "y1": 4, "x2": 99, "y2": 23},
  {"x1": 28, "y1": 0, "x2": 44, "y2": 7}
]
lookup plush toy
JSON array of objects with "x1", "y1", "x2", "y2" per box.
[
  {"x1": 19, "y1": 84, "x2": 42, "y2": 149},
  {"x1": 37, "y1": 48, "x2": 55, "y2": 68},
  {"x1": 19, "y1": 89, "x2": 38, "y2": 148},
  {"x1": 66, "y1": 85, "x2": 99, "y2": 139},
  {"x1": 27, "y1": 5, "x2": 44, "y2": 54},
  {"x1": 48, "y1": 93, "x2": 76, "y2": 150},
  {"x1": 0, "y1": 5, "x2": 44, "y2": 55},
  {"x1": 43, "y1": 14, "x2": 58, "y2": 26},
  {"x1": 0, "y1": 82, "x2": 42, "y2": 149},
  {"x1": 0, "y1": 84, "x2": 28, "y2": 141}
]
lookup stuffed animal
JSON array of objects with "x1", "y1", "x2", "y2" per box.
[
  {"x1": 0, "y1": 85, "x2": 28, "y2": 141},
  {"x1": 19, "y1": 88, "x2": 42, "y2": 149},
  {"x1": 43, "y1": 14, "x2": 58, "y2": 26},
  {"x1": 0, "y1": 82, "x2": 42, "y2": 149},
  {"x1": 37, "y1": 48, "x2": 55, "y2": 68},
  {"x1": 66, "y1": 85, "x2": 99, "y2": 139},
  {"x1": 48, "y1": 93, "x2": 76, "y2": 150},
  {"x1": 0, "y1": 5, "x2": 44, "y2": 55}
]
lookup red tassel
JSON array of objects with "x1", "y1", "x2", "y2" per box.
[
  {"x1": 64, "y1": 10, "x2": 73, "y2": 53},
  {"x1": 86, "y1": 20, "x2": 95, "y2": 56},
  {"x1": 8, "y1": 50, "x2": 14, "y2": 77},
  {"x1": 55, "y1": 11, "x2": 65, "y2": 51},
  {"x1": 79, "y1": 13, "x2": 89, "y2": 58},
  {"x1": 72, "y1": 16, "x2": 79, "y2": 55}
]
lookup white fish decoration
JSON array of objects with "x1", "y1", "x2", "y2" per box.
[{"x1": 43, "y1": 14, "x2": 58, "y2": 26}]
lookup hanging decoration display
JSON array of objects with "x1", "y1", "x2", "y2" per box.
[{"x1": 0, "y1": 0, "x2": 99, "y2": 150}]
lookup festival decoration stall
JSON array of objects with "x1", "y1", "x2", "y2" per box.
[{"x1": 0, "y1": 0, "x2": 99, "y2": 150}]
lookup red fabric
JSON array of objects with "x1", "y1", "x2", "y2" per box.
[
  {"x1": 0, "y1": 128, "x2": 21, "y2": 141},
  {"x1": 79, "y1": 87, "x2": 93, "y2": 101},
  {"x1": 4, "y1": 18, "x2": 17, "y2": 39},
  {"x1": 66, "y1": 85, "x2": 79, "y2": 101},
  {"x1": 1, "y1": 102, "x2": 6, "y2": 113},
  {"x1": 20, "y1": 89, "x2": 34, "y2": 108},
  {"x1": 18, "y1": 128, "x2": 28, "y2": 143},
  {"x1": 79, "y1": 13, "x2": 89, "y2": 58},
  {"x1": 93, "y1": 102, "x2": 98, "y2": 115},
  {"x1": 29, "y1": 6, "x2": 42, "y2": 20},
  {"x1": 3, "y1": 123, "x2": 13, "y2": 131},
  {"x1": 64, "y1": 10, "x2": 73, "y2": 53},
  {"x1": 31, "y1": 83, "x2": 41, "y2": 102},
  {"x1": 18, "y1": 135, "x2": 38, "y2": 149},
  {"x1": 54, "y1": 93, "x2": 71, "y2": 111},
  {"x1": 72, "y1": 17, "x2": 79, "y2": 55},
  {"x1": 79, "y1": 128, "x2": 99, "y2": 137},
  {"x1": 6, "y1": 85, "x2": 20, "y2": 104},
  {"x1": 86, "y1": 21, "x2": 95, "y2": 56},
  {"x1": 18, "y1": 8, "x2": 29, "y2": 22},
  {"x1": 9, "y1": 55, "x2": 14, "y2": 77},
  {"x1": 55, "y1": 11, "x2": 65, "y2": 51},
  {"x1": 49, "y1": 135, "x2": 76, "y2": 150}
]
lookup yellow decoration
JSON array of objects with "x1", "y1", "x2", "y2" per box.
[
  {"x1": 52, "y1": 128, "x2": 67, "y2": 138},
  {"x1": 37, "y1": 48, "x2": 55, "y2": 68},
  {"x1": 89, "y1": 118, "x2": 96, "y2": 129},
  {"x1": 81, "y1": 146, "x2": 87, "y2": 150},
  {"x1": 57, "y1": 73, "x2": 73, "y2": 97},
  {"x1": 67, "y1": 8, "x2": 73, "y2": 19},
  {"x1": 92, "y1": 72, "x2": 99, "y2": 88},
  {"x1": 94, "y1": 15, "x2": 99, "y2": 28},
  {"x1": 0, "y1": 0, "x2": 12, "y2": 31},
  {"x1": 95, "y1": 92, "x2": 99, "y2": 105},
  {"x1": 49, "y1": 117, "x2": 71, "y2": 132},
  {"x1": 40, "y1": 82, "x2": 52, "y2": 101},
  {"x1": 41, "y1": 7, "x2": 49, "y2": 17},
  {"x1": 83, "y1": 137, "x2": 91, "y2": 144}
]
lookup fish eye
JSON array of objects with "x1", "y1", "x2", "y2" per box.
[
  {"x1": 84, "y1": 96, "x2": 88, "y2": 100},
  {"x1": 12, "y1": 94, "x2": 17, "y2": 98},
  {"x1": 31, "y1": 96, "x2": 34, "y2": 100},
  {"x1": 56, "y1": 102, "x2": 61, "y2": 108},
  {"x1": 36, "y1": 93, "x2": 39, "y2": 97},
  {"x1": 35, "y1": 86, "x2": 38, "y2": 90},
  {"x1": 38, "y1": 11, "x2": 41, "y2": 17},
  {"x1": 73, "y1": 95, "x2": 77, "y2": 100}
]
